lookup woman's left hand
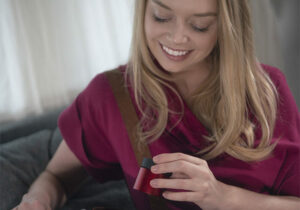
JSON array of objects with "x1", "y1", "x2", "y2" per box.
[{"x1": 150, "y1": 152, "x2": 229, "y2": 210}]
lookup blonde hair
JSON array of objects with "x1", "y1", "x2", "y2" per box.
[{"x1": 126, "y1": 0, "x2": 278, "y2": 162}]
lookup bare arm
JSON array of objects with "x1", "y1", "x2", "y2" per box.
[{"x1": 14, "y1": 140, "x2": 88, "y2": 210}]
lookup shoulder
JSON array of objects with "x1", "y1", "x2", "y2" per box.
[
  {"x1": 260, "y1": 65, "x2": 300, "y2": 142},
  {"x1": 78, "y1": 65, "x2": 127, "y2": 107},
  {"x1": 81, "y1": 67, "x2": 122, "y2": 97},
  {"x1": 259, "y1": 64, "x2": 296, "y2": 110},
  {"x1": 58, "y1": 65, "x2": 128, "y2": 142},
  {"x1": 260, "y1": 63, "x2": 286, "y2": 88}
]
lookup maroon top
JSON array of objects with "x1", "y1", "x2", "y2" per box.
[{"x1": 58, "y1": 64, "x2": 300, "y2": 210}]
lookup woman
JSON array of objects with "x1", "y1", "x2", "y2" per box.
[{"x1": 15, "y1": 0, "x2": 300, "y2": 209}]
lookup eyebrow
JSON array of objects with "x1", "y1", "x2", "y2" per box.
[{"x1": 152, "y1": 0, "x2": 217, "y2": 17}]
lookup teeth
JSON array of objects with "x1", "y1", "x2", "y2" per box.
[{"x1": 162, "y1": 45, "x2": 189, "y2": 56}]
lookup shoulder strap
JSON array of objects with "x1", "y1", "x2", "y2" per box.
[{"x1": 105, "y1": 68, "x2": 168, "y2": 210}]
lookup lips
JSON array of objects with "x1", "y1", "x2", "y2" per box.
[{"x1": 159, "y1": 43, "x2": 193, "y2": 61}]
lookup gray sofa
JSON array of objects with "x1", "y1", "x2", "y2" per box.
[{"x1": 0, "y1": 107, "x2": 135, "y2": 210}]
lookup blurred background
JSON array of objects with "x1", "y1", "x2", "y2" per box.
[{"x1": 0, "y1": 0, "x2": 299, "y2": 123}]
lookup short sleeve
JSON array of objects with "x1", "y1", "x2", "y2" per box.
[
  {"x1": 58, "y1": 73, "x2": 123, "y2": 182},
  {"x1": 263, "y1": 64, "x2": 300, "y2": 196}
]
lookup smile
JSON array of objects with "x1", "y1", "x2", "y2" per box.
[
  {"x1": 161, "y1": 44, "x2": 191, "y2": 56},
  {"x1": 159, "y1": 43, "x2": 193, "y2": 61}
]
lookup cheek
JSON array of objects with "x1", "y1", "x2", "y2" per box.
[
  {"x1": 194, "y1": 31, "x2": 217, "y2": 52},
  {"x1": 144, "y1": 18, "x2": 153, "y2": 41},
  {"x1": 207, "y1": 26, "x2": 218, "y2": 47},
  {"x1": 145, "y1": 23, "x2": 165, "y2": 42}
]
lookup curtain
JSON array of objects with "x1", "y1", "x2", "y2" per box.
[
  {"x1": 1, "y1": 0, "x2": 294, "y2": 122},
  {"x1": 249, "y1": 0, "x2": 284, "y2": 71},
  {"x1": 270, "y1": 0, "x2": 300, "y2": 107},
  {"x1": 0, "y1": 0, "x2": 134, "y2": 122},
  {"x1": 250, "y1": 0, "x2": 299, "y2": 107}
]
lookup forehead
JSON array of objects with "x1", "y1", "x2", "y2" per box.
[{"x1": 149, "y1": 0, "x2": 217, "y2": 15}]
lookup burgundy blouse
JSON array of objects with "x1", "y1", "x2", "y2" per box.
[{"x1": 58, "y1": 64, "x2": 300, "y2": 210}]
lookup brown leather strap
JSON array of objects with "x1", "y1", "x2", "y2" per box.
[{"x1": 105, "y1": 69, "x2": 168, "y2": 210}]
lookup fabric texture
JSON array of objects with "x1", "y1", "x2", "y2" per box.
[
  {"x1": 0, "y1": 130, "x2": 53, "y2": 210},
  {"x1": 0, "y1": 0, "x2": 134, "y2": 122},
  {"x1": 58, "y1": 65, "x2": 300, "y2": 210},
  {"x1": 0, "y1": 127, "x2": 135, "y2": 210},
  {"x1": 0, "y1": 107, "x2": 65, "y2": 144}
]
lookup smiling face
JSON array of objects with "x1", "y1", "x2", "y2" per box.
[{"x1": 144, "y1": 0, "x2": 218, "y2": 75}]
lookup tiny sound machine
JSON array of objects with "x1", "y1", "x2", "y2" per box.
[{"x1": 133, "y1": 157, "x2": 170, "y2": 196}]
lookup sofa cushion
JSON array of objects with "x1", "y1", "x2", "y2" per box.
[
  {"x1": 0, "y1": 128, "x2": 135, "y2": 210},
  {"x1": 0, "y1": 107, "x2": 65, "y2": 144},
  {"x1": 50, "y1": 127, "x2": 63, "y2": 157},
  {"x1": 0, "y1": 130, "x2": 53, "y2": 210}
]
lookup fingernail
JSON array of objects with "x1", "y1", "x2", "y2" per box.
[
  {"x1": 150, "y1": 180, "x2": 157, "y2": 187},
  {"x1": 151, "y1": 166, "x2": 158, "y2": 172},
  {"x1": 153, "y1": 156, "x2": 159, "y2": 162}
]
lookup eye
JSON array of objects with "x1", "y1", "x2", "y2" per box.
[
  {"x1": 152, "y1": 14, "x2": 170, "y2": 23},
  {"x1": 191, "y1": 25, "x2": 209, "y2": 32}
]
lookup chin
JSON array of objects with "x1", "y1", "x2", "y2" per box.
[{"x1": 159, "y1": 63, "x2": 183, "y2": 74}]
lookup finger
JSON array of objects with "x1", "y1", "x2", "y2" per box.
[
  {"x1": 162, "y1": 191, "x2": 200, "y2": 202},
  {"x1": 153, "y1": 153, "x2": 208, "y2": 167},
  {"x1": 170, "y1": 172, "x2": 189, "y2": 179},
  {"x1": 150, "y1": 178, "x2": 200, "y2": 191},
  {"x1": 151, "y1": 159, "x2": 207, "y2": 178}
]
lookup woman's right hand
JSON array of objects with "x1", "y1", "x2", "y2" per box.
[{"x1": 12, "y1": 193, "x2": 51, "y2": 210}]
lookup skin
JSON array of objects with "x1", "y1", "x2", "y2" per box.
[
  {"x1": 13, "y1": 141, "x2": 87, "y2": 210},
  {"x1": 144, "y1": 1, "x2": 228, "y2": 208},
  {"x1": 150, "y1": 153, "x2": 300, "y2": 210},
  {"x1": 150, "y1": 153, "x2": 228, "y2": 209},
  {"x1": 12, "y1": 0, "x2": 300, "y2": 209},
  {"x1": 144, "y1": 0, "x2": 218, "y2": 97},
  {"x1": 145, "y1": 0, "x2": 300, "y2": 209}
]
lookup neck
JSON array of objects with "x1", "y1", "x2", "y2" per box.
[{"x1": 172, "y1": 63, "x2": 210, "y2": 99}]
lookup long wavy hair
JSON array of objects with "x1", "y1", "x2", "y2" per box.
[{"x1": 126, "y1": 0, "x2": 278, "y2": 162}]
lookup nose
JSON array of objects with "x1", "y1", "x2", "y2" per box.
[{"x1": 167, "y1": 21, "x2": 189, "y2": 44}]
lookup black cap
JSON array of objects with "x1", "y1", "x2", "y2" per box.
[{"x1": 141, "y1": 158, "x2": 155, "y2": 169}]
